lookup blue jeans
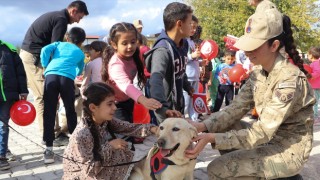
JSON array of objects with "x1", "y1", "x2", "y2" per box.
[{"x1": 0, "y1": 101, "x2": 14, "y2": 157}]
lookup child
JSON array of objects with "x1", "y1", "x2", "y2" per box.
[
  {"x1": 183, "y1": 15, "x2": 201, "y2": 121},
  {"x1": 0, "y1": 40, "x2": 28, "y2": 170},
  {"x1": 101, "y1": 22, "x2": 162, "y2": 125},
  {"x1": 145, "y1": 2, "x2": 194, "y2": 123},
  {"x1": 307, "y1": 46, "x2": 320, "y2": 125},
  {"x1": 40, "y1": 27, "x2": 86, "y2": 164},
  {"x1": 208, "y1": 55, "x2": 222, "y2": 111},
  {"x1": 82, "y1": 44, "x2": 91, "y2": 64},
  {"x1": 137, "y1": 32, "x2": 151, "y2": 80},
  {"x1": 212, "y1": 50, "x2": 236, "y2": 112},
  {"x1": 62, "y1": 82, "x2": 158, "y2": 179},
  {"x1": 80, "y1": 41, "x2": 107, "y2": 95}
]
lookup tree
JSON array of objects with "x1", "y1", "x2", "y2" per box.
[{"x1": 186, "y1": 0, "x2": 320, "y2": 52}]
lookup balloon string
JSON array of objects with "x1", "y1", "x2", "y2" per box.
[{"x1": 2, "y1": 120, "x2": 146, "y2": 168}]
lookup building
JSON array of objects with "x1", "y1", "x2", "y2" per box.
[{"x1": 84, "y1": 35, "x2": 100, "y2": 45}]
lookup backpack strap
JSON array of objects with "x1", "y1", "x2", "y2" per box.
[{"x1": 164, "y1": 40, "x2": 177, "y2": 110}]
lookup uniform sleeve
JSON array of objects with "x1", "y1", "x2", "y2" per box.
[
  {"x1": 40, "y1": 42, "x2": 59, "y2": 68},
  {"x1": 149, "y1": 48, "x2": 172, "y2": 118},
  {"x1": 108, "y1": 118, "x2": 155, "y2": 137},
  {"x1": 213, "y1": 76, "x2": 310, "y2": 150},
  {"x1": 203, "y1": 79, "x2": 254, "y2": 133},
  {"x1": 109, "y1": 60, "x2": 143, "y2": 102}
]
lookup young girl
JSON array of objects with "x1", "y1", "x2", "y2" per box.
[
  {"x1": 62, "y1": 82, "x2": 158, "y2": 179},
  {"x1": 307, "y1": 46, "x2": 320, "y2": 125},
  {"x1": 101, "y1": 22, "x2": 162, "y2": 125},
  {"x1": 80, "y1": 41, "x2": 107, "y2": 95}
]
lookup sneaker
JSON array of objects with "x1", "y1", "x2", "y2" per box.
[
  {"x1": 276, "y1": 174, "x2": 303, "y2": 180},
  {"x1": 6, "y1": 150, "x2": 16, "y2": 161},
  {"x1": 42, "y1": 140, "x2": 65, "y2": 147},
  {"x1": 53, "y1": 133, "x2": 69, "y2": 147},
  {"x1": 0, "y1": 157, "x2": 10, "y2": 170},
  {"x1": 43, "y1": 149, "x2": 54, "y2": 164}
]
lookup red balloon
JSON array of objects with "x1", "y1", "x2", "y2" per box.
[
  {"x1": 228, "y1": 65, "x2": 246, "y2": 83},
  {"x1": 200, "y1": 40, "x2": 219, "y2": 60},
  {"x1": 198, "y1": 82, "x2": 204, "y2": 93},
  {"x1": 303, "y1": 64, "x2": 312, "y2": 74},
  {"x1": 223, "y1": 35, "x2": 239, "y2": 51},
  {"x1": 10, "y1": 100, "x2": 36, "y2": 126},
  {"x1": 133, "y1": 102, "x2": 150, "y2": 124}
]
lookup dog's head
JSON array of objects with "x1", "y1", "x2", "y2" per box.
[{"x1": 156, "y1": 118, "x2": 197, "y2": 164}]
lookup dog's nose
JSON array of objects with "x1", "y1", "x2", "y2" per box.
[{"x1": 157, "y1": 138, "x2": 165, "y2": 148}]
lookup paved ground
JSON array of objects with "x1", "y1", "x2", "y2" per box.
[{"x1": 1, "y1": 96, "x2": 319, "y2": 179}]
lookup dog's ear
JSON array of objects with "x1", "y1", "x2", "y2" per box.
[{"x1": 189, "y1": 126, "x2": 198, "y2": 139}]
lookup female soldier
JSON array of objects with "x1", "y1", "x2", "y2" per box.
[{"x1": 186, "y1": 6, "x2": 315, "y2": 180}]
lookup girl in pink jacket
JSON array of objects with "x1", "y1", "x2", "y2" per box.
[{"x1": 308, "y1": 47, "x2": 320, "y2": 125}]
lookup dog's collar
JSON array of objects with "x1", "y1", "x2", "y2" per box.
[
  {"x1": 150, "y1": 146, "x2": 177, "y2": 179},
  {"x1": 149, "y1": 146, "x2": 196, "y2": 179}
]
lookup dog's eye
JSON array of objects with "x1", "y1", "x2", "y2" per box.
[
  {"x1": 160, "y1": 126, "x2": 164, "y2": 130},
  {"x1": 172, "y1": 127, "x2": 180, "y2": 131}
]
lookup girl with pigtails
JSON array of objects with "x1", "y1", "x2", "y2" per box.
[
  {"x1": 100, "y1": 22, "x2": 162, "y2": 146},
  {"x1": 101, "y1": 22, "x2": 162, "y2": 125},
  {"x1": 63, "y1": 82, "x2": 158, "y2": 179}
]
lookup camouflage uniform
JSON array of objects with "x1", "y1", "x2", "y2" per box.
[{"x1": 203, "y1": 55, "x2": 315, "y2": 179}]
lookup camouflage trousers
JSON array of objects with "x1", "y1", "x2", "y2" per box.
[{"x1": 207, "y1": 138, "x2": 311, "y2": 180}]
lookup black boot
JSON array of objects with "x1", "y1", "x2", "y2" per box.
[{"x1": 276, "y1": 174, "x2": 303, "y2": 180}]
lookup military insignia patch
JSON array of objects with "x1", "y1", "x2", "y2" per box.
[
  {"x1": 275, "y1": 89, "x2": 294, "y2": 103},
  {"x1": 278, "y1": 82, "x2": 296, "y2": 89}
]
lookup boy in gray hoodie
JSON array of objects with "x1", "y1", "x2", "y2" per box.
[{"x1": 145, "y1": 2, "x2": 194, "y2": 123}]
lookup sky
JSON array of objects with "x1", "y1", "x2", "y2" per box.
[{"x1": 0, "y1": 0, "x2": 183, "y2": 46}]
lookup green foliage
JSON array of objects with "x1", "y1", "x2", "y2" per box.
[{"x1": 186, "y1": 0, "x2": 320, "y2": 52}]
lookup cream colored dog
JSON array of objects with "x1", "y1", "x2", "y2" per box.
[{"x1": 130, "y1": 118, "x2": 198, "y2": 180}]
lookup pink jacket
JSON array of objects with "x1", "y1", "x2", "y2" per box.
[
  {"x1": 309, "y1": 59, "x2": 320, "y2": 89},
  {"x1": 108, "y1": 54, "x2": 143, "y2": 102}
]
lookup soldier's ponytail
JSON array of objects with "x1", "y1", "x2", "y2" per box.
[{"x1": 268, "y1": 15, "x2": 308, "y2": 75}]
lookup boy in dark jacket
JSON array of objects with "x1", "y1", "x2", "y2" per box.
[
  {"x1": 145, "y1": 2, "x2": 193, "y2": 123},
  {"x1": 0, "y1": 40, "x2": 28, "y2": 170}
]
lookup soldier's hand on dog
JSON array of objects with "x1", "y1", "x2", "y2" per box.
[
  {"x1": 187, "y1": 120, "x2": 207, "y2": 133},
  {"x1": 185, "y1": 133, "x2": 215, "y2": 159},
  {"x1": 109, "y1": 138, "x2": 128, "y2": 150}
]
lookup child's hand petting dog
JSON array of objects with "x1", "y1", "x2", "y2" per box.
[
  {"x1": 109, "y1": 138, "x2": 128, "y2": 150},
  {"x1": 150, "y1": 126, "x2": 159, "y2": 136}
]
